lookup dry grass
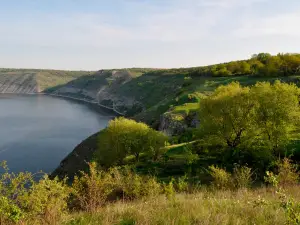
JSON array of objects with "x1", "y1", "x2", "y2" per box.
[{"x1": 65, "y1": 186, "x2": 300, "y2": 225}]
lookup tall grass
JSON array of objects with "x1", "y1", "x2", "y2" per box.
[{"x1": 65, "y1": 187, "x2": 300, "y2": 225}]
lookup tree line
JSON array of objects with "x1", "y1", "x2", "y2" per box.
[{"x1": 146, "y1": 53, "x2": 300, "y2": 77}]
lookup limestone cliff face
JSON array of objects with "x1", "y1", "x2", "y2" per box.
[
  {"x1": 49, "y1": 70, "x2": 138, "y2": 115},
  {"x1": 0, "y1": 73, "x2": 38, "y2": 94},
  {"x1": 159, "y1": 112, "x2": 200, "y2": 136},
  {"x1": 159, "y1": 113, "x2": 188, "y2": 136},
  {"x1": 0, "y1": 69, "x2": 140, "y2": 115}
]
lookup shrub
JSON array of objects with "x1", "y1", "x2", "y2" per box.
[
  {"x1": 233, "y1": 165, "x2": 253, "y2": 189},
  {"x1": 22, "y1": 175, "x2": 70, "y2": 224},
  {"x1": 175, "y1": 175, "x2": 189, "y2": 192},
  {"x1": 71, "y1": 163, "x2": 162, "y2": 212},
  {"x1": 208, "y1": 165, "x2": 232, "y2": 190},
  {"x1": 111, "y1": 166, "x2": 161, "y2": 200},
  {"x1": 0, "y1": 196, "x2": 24, "y2": 224},
  {"x1": 0, "y1": 161, "x2": 70, "y2": 224},
  {"x1": 163, "y1": 179, "x2": 176, "y2": 201},
  {"x1": 277, "y1": 158, "x2": 299, "y2": 187},
  {"x1": 264, "y1": 171, "x2": 279, "y2": 187},
  {"x1": 71, "y1": 162, "x2": 115, "y2": 212}
]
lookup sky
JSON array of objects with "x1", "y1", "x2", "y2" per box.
[{"x1": 0, "y1": 0, "x2": 300, "y2": 70}]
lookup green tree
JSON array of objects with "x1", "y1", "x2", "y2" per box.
[
  {"x1": 198, "y1": 82, "x2": 255, "y2": 148},
  {"x1": 239, "y1": 61, "x2": 251, "y2": 74},
  {"x1": 198, "y1": 81, "x2": 300, "y2": 154},
  {"x1": 147, "y1": 129, "x2": 168, "y2": 161},
  {"x1": 250, "y1": 81, "x2": 300, "y2": 153},
  {"x1": 95, "y1": 118, "x2": 167, "y2": 167}
]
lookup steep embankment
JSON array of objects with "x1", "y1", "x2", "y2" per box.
[{"x1": 0, "y1": 71, "x2": 38, "y2": 93}]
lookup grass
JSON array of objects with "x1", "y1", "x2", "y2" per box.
[
  {"x1": 64, "y1": 186, "x2": 300, "y2": 225},
  {"x1": 172, "y1": 103, "x2": 200, "y2": 114}
]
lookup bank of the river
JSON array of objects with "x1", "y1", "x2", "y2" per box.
[{"x1": 45, "y1": 93, "x2": 125, "y2": 116}]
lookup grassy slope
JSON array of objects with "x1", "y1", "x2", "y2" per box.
[{"x1": 64, "y1": 186, "x2": 300, "y2": 225}]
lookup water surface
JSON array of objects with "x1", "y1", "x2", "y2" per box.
[{"x1": 0, "y1": 94, "x2": 112, "y2": 174}]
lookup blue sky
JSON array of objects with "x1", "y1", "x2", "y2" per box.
[{"x1": 0, "y1": 0, "x2": 300, "y2": 70}]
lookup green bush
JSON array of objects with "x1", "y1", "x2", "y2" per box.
[
  {"x1": 110, "y1": 166, "x2": 161, "y2": 200},
  {"x1": 71, "y1": 163, "x2": 162, "y2": 212},
  {"x1": 0, "y1": 161, "x2": 70, "y2": 224},
  {"x1": 23, "y1": 175, "x2": 70, "y2": 224},
  {"x1": 71, "y1": 162, "x2": 115, "y2": 212},
  {"x1": 233, "y1": 165, "x2": 253, "y2": 189},
  {"x1": 277, "y1": 158, "x2": 299, "y2": 187},
  {"x1": 209, "y1": 165, "x2": 232, "y2": 190}
]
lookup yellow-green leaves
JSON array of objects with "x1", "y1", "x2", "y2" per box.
[
  {"x1": 95, "y1": 117, "x2": 168, "y2": 168},
  {"x1": 199, "y1": 81, "x2": 300, "y2": 153}
]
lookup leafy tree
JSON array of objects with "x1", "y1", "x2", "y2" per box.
[
  {"x1": 95, "y1": 118, "x2": 167, "y2": 167},
  {"x1": 198, "y1": 82, "x2": 255, "y2": 148},
  {"x1": 198, "y1": 81, "x2": 300, "y2": 155},
  {"x1": 239, "y1": 61, "x2": 251, "y2": 74},
  {"x1": 254, "y1": 53, "x2": 272, "y2": 64},
  {"x1": 250, "y1": 81, "x2": 300, "y2": 153}
]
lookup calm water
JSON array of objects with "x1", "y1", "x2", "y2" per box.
[{"x1": 0, "y1": 94, "x2": 112, "y2": 174}]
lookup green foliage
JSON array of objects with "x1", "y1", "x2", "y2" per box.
[
  {"x1": 114, "y1": 166, "x2": 161, "y2": 200},
  {"x1": 72, "y1": 163, "x2": 162, "y2": 212},
  {"x1": 233, "y1": 165, "x2": 253, "y2": 189},
  {"x1": 277, "y1": 158, "x2": 299, "y2": 187},
  {"x1": 279, "y1": 192, "x2": 300, "y2": 225},
  {"x1": 264, "y1": 158, "x2": 299, "y2": 188},
  {"x1": 72, "y1": 162, "x2": 115, "y2": 212},
  {"x1": 198, "y1": 81, "x2": 300, "y2": 155},
  {"x1": 208, "y1": 165, "x2": 232, "y2": 190},
  {"x1": 23, "y1": 175, "x2": 70, "y2": 224},
  {"x1": 0, "y1": 196, "x2": 24, "y2": 224},
  {"x1": 163, "y1": 178, "x2": 176, "y2": 201},
  {"x1": 199, "y1": 82, "x2": 254, "y2": 148},
  {"x1": 95, "y1": 117, "x2": 167, "y2": 167},
  {"x1": 264, "y1": 171, "x2": 279, "y2": 187},
  {"x1": 0, "y1": 161, "x2": 70, "y2": 224}
]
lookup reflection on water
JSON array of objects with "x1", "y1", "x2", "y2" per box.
[{"x1": 0, "y1": 94, "x2": 112, "y2": 174}]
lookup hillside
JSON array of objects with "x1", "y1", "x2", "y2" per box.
[
  {"x1": 2, "y1": 54, "x2": 300, "y2": 225},
  {"x1": 47, "y1": 53, "x2": 300, "y2": 179},
  {"x1": 2, "y1": 53, "x2": 300, "y2": 127}
]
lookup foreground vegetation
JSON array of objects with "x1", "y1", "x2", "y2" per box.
[
  {"x1": 2, "y1": 53, "x2": 300, "y2": 224},
  {"x1": 1, "y1": 159, "x2": 300, "y2": 225},
  {"x1": 2, "y1": 80, "x2": 300, "y2": 224}
]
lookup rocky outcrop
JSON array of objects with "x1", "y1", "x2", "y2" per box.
[
  {"x1": 159, "y1": 113, "x2": 188, "y2": 136},
  {"x1": 0, "y1": 73, "x2": 38, "y2": 93},
  {"x1": 159, "y1": 112, "x2": 199, "y2": 136}
]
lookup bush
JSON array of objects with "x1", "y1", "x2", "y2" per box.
[
  {"x1": 0, "y1": 161, "x2": 70, "y2": 224},
  {"x1": 71, "y1": 163, "x2": 162, "y2": 212},
  {"x1": 233, "y1": 165, "x2": 253, "y2": 189},
  {"x1": 23, "y1": 175, "x2": 70, "y2": 224},
  {"x1": 0, "y1": 196, "x2": 24, "y2": 224},
  {"x1": 277, "y1": 158, "x2": 299, "y2": 187},
  {"x1": 71, "y1": 162, "x2": 115, "y2": 212},
  {"x1": 163, "y1": 179, "x2": 176, "y2": 201},
  {"x1": 208, "y1": 165, "x2": 232, "y2": 190},
  {"x1": 110, "y1": 166, "x2": 161, "y2": 200}
]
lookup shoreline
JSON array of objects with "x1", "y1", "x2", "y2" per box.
[
  {"x1": 46, "y1": 93, "x2": 125, "y2": 116},
  {"x1": 0, "y1": 92, "x2": 125, "y2": 116}
]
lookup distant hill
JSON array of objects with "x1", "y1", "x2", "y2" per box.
[{"x1": 1, "y1": 53, "x2": 300, "y2": 126}]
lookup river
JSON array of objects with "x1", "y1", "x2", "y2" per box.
[{"x1": 0, "y1": 94, "x2": 112, "y2": 174}]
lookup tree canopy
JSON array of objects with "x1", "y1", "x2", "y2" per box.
[
  {"x1": 198, "y1": 81, "x2": 300, "y2": 155},
  {"x1": 95, "y1": 117, "x2": 168, "y2": 168}
]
